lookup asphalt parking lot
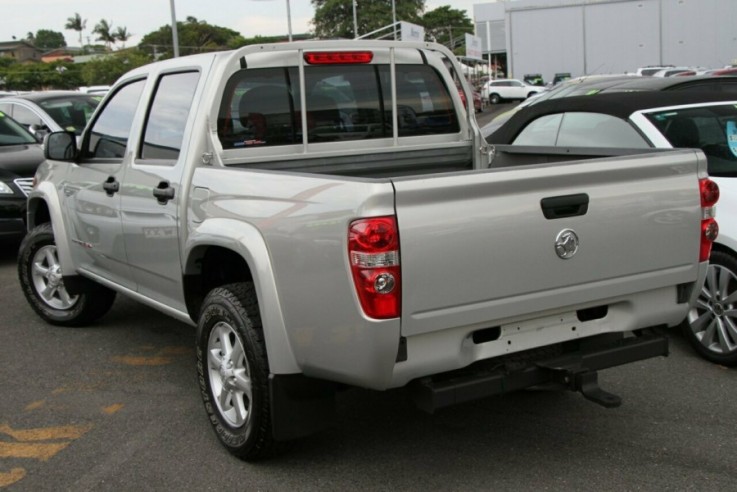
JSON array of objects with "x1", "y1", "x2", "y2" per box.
[{"x1": 1, "y1": 103, "x2": 736, "y2": 490}]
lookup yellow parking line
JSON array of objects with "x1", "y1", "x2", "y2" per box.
[
  {"x1": 0, "y1": 442, "x2": 70, "y2": 462},
  {"x1": 102, "y1": 404, "x2": 124, "y2": 415},
  {"x1": 112, "y1": 355, "x2": 173, "y2": 366},
  {"x1": 0, "y1": 467, "x2": 26, "y2": 487},
  {"x1": 24, "y1": 401, "x2": 45, "y2": 412},
  {"x1": 0, "y1": 424, "x2": 92, "y2": 442}
]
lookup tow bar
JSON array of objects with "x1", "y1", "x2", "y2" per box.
[
  {"x1": 409, "y1": 331, "x2": 668, "y2": 413},
  {"x1": 535, "y1": 364, "x2": 622, "y2": 408}
]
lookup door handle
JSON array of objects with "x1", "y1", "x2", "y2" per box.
[
  {"x1": 102, "y1": 176, "x2": 119, "y2": 197},
  {"x1": 541, "y1": 193, "x2": 589, "y2": 219},
  {"x1": 153, "y1": 181, "x2": 175, "y2": 204}
]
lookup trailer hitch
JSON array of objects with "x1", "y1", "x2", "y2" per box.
[{"x1": 536, "y1": 363, "x2": 622, "y2": 408}]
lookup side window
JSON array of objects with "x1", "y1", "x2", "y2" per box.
[
  {"x1": 513, "y1": 113, "x2": 563, "y2": 146},
  {"x1": 140, "y1": 71, "x2": 200, "y2": 161},
  {"x1": 556, "y1": 112, "x2": 649, "y2": 148},
  {"x1": 86, "y1": 79, "x2": 145, "y2": 158},
  {"x1": 646, "y1": 105, "x2": 737, "y2": 177},
  {"x1": 12, "y1": 105, "x2": 44, "y2": 128}
]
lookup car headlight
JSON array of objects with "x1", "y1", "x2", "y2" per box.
[{"x1": 0, "y1": 181, "x2": 14, "y2": 195}]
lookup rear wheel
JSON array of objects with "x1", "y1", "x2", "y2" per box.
[
  {"x1": 18, "y1": 222, "x2": 115, "y2": 326},
  {"x1": 196, "y1": 282, "x2": 276, "y2": 460},
  {"x1": 682, "y1": 249, "x2": 737, "y2": 365},
  {"x1": 489, "y1": 93, "x2": 501, "y2": 105}
]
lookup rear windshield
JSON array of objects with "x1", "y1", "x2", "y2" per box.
[
  {"x1": 646, "y1": 104, "x2": 737, "y2": 177},
  {"x1": 217, "y1": 64, "x2": 459, "y2": 149}
]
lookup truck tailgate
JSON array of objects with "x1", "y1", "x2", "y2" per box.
[{"x1": 393, "y1": 150, "x2": 702, "y2": 337}]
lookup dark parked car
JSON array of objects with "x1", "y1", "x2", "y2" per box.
[
  {"x1": 486, "y1": 91, "x2": 737, "y2": 366},
  {"x1": 0, "y1": 91, "x2": 101, "y2": 141},
  {"x1": 0, "y1": 111, "x2": 44, "y2": 241},
  {"x1": 482, "y1": 75, "x2": 737, "y2": 137},
  {"x1": 523, "y1": 73, "x2": 545, "y2": 86}
]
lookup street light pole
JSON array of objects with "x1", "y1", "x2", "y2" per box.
[
  {"x1": 169, "y1": 0, "x2": 179, "y2": 57},
  {"x1": 285, "y1": 0, "x2": 292, "y2": 41},
  {"x1": 353, "y1": 0, "x2": 358, "y2": 39},
  {"x1": 392, "y1": 0, "x2": 397, "y2": 40}
]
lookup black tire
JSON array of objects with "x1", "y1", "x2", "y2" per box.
[
  {"x1": 17, "y1": 222, "x2": 116, "y2": 326},
  {"x1": 681, "y1": 249, "x2": 737, "y2": 366},
  {"x1": 526, "y1": 91, "x2": 537, "y2": 99},
  {"x1": 196, "y1": 282, "x2": 276, "y2": 460},
  {"x1": 489, "y1": 93, "x2": 501, "y2": 105}
]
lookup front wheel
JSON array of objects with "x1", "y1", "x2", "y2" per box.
[
  {"x1": 681, "y1": 249, "x2": 737, "y2": 365},
  {"x1": 196, "y1": 282, "x2": 276, "y2": 460},
  {"x1": 17, "y1": 222, "x2": 115, "y2": 326},
  {"x1": 489, "y1": 93, "x2": 501, "y2": 105}
]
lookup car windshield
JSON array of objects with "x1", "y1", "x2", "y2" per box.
[
  {"x1": 0, "y1": 111, "x2": 38, "y2": 145},
  {"x1": 645, "y1": 104, "x2": 737, "y2": 177},
  {"x1": 37, "y1": 95, "x2": 102, "y2": 136}
]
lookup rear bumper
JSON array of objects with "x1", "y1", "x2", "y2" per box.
[{"x1": 409, "y1": 330, "x2": 668, "y2": 413}]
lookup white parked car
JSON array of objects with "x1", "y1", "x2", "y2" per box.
[
  {"x1": 487, "y1": 91, "x2": 737, "y2": 365},
  {"x1": 651, "y1": 67, "x2": 694, "y2": 77},
  {"x1": 481, "y1": 79, "x2": 544, "y2": 104},
  {"x1": 0, "y1": 91, "x2": 101, "y2": 140}
]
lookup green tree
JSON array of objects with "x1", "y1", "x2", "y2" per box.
[
  {"x1": 138, "y1": 17, "x2": 246, "y2": 58},
  {"x1": 114, "y1": 26, "x2": 132, "y2": 48},
  {"x1": 65, "y1": 12, "x2": 87, "y2": 48},
  {"x1": 312, "y1": 0, "x2": 424, "y2": 39},
  {"x1": 421, "y1": 6, "x2": 473, "y2": 50},
  {"x1": 93, "y1": 19, "x2": 116, "y2": 50},
  {"x1": 31, "y1": 29, "x2": 68, "y2": 50},
  {"x1": 3, "y1": 61, "x2": 82, "y2": 90},
  {"x1": 80, "y1": 49, "x2": 151, "y2": 85}
]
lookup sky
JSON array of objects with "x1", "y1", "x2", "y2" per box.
[{"x1": 3, "y1": 0, "x2": 484, "y2": 48}]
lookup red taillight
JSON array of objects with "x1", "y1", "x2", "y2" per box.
[
  {"x1": 348, "y1": 216, "x2": 400, "y2": 319},
  {"x1": 699, "y1": 178, "x2": 719, "y2": 262},
  {"x1": 700, "y1": 178, "x2": 719, "y2": 208},
  {"x1": 304, "y1": 51, "x2": 374, "y2": 65}
]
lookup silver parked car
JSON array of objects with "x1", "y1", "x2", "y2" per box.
[{"x1": 0, "y1": 91, "x2": 102, "y2": 140}]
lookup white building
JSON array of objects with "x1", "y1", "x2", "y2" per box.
[{"x1": 473, "y1": 0, "x2": 737, "y2": 83}]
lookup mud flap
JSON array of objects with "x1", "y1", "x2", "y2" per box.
[{"x1": 269, "y1": 374, "x2": 337, "y2": 441}]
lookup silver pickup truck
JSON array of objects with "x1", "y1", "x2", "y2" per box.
[{"x1": 18, "y1": 41, "x2": 718, "y2": 460}]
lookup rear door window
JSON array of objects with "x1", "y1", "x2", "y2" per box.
[
  {"x1": 140, "y1": 71, "x2": 200, "y2": 161},
  {"x1": 556, "y1": 113, "x2": 649, "y2": 148},
  {"x1": 513, "y1": 112, "x2": 649, "y2": 148}
]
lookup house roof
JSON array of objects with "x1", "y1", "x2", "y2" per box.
[{"x1": 0, "y1": 40, "x2": 41, "y2": 51}]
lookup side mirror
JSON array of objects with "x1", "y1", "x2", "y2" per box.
[{"x1": 44, "y1": 131, "x2": 78, "y2": 161}]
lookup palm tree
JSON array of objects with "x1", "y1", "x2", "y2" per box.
[
  {"x1": 114, "y1": 26, "x2": 131, "y2": 49},
  {"x1": 65, "y1": 12, "x2": 86, "y2": 48},
  {"x1": 93, "y1": 19, "x2": 116, "y2": 50}
]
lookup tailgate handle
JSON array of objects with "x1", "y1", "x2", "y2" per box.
[{"x1": 541, "y1": 193, "x2": 589, "y2": 219}]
